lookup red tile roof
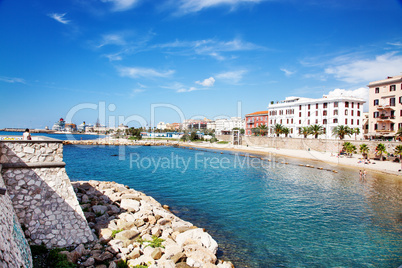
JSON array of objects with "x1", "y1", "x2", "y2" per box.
[{"x1": 245, "y1": 110, "x2": 269, "y2": 116}]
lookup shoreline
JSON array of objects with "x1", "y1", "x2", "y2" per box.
[
  {"x1": 57, "y1": 180, "x2": 234, "y2": 267},
  {"x1": 62, "y1": 138, "x2": 402, "y2": 177},
  {"x1": 177, "y1": 142, "x2": 402, "y2": 177}
]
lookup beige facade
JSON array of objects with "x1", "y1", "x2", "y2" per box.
[{"x1": 368, "y1": 75, "x2": 402, "y2": 138}]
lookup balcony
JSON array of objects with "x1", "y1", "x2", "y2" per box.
[
  {"x1": 376, "y1": 116, "x2": 396, "y2": 122},
  {"x1": 375, "y1": 129, "x2": 395, "y2": 133},
  {"x1": 377, "y1": 104, "x2": 395, "y2": 110}
]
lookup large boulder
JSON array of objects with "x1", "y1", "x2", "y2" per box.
[
  {"x1": 120, "y1": 199, "x2": 140, "y2": 212},
  {"x1": 175, "y1": 228, "x2": 218, "y2": 254},
  {"x1": 184, "y1": 244, "x2": 217, "y2": 267}
]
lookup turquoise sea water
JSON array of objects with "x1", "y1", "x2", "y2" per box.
[{"x1": 63, "y1": 145, "x2": 402, "y2": 267}]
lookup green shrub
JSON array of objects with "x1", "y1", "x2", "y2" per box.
[{"x1": 47, "y1": 248, "x2": 76, "y2": 268}]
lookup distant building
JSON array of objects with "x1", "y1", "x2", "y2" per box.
[
  {"x1": 267, "y1": 95, "x2": 365, "y2": 139},
  {"x1": 64, "y1": 123, "x2": 77, "y2": 132},
  {"x1": 368, "y1": 75, "x2": 402, "y2": 139},
  {"x1": 157, "y1": 122, "x2": 167, "y2": 130},
  {"x1": 52, "y1": 118, "x2": 65, "y2": 131},
  {"x1": 183, "y1": 118, "x2": 212, "y2": 130},
  {"x1": 215, "y1": 117, "x2": 244, "y2": 135},
  {"x1": 245, "y1": 111, "x2": 269, "y2": 136}
]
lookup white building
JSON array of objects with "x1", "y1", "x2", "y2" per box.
[
  {"x1": 215, "y1": 117, "x2": 245, "y2": 135},
  {"x1": 156, "y1": 122, "x2": 167, "y2": 130},
  {"x1": 267, "y1": 95, "x2": 365, "y2": 139}
]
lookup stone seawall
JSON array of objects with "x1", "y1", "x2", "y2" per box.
[
  {"x1": 218, "y1": 135, "x2": 401, "y2": 158},
  {"x1": 0, "y1": 139, "x2": 95, "y2": 249},
  {"x1": 0, "y1": 164, "x2": 33, "y2": 268}
]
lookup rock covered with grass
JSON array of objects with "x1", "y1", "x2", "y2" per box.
[{"x1": 65, "y1": 180, "x2": 234, "y2": 268}]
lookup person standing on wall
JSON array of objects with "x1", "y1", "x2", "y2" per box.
[{"x1": 22, "y1": 128, "x2": 32, "y2": 140}]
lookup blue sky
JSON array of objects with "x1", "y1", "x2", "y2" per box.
[{"x1": 1, "y1": 0, "x2": 402, "y2": 129}]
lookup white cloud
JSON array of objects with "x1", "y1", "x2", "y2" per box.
[
  {"x1": 196, "y1": 77, "x2": 215, "y2": 87},
  {"x1": 98, "y1": 34, "x2": 126, "y2": 48},
  {"x1": 162, "y1": 82, "x2": 204, "y2": 93},
  {"x1": 48, "y1": 13, "x2": 70, "y2": 24},
  {"x1": 325, "y1": 52, "x2": 402, "y2": 83},
  {"x1": 174, "y1": 0, "x2": 264, "y2": 14},
  {"x1": 155, "y1": 38, "x2": 263, "y2": 60},
  {"x1": 0, "y1": 76, "x2": 25, "y2": 84},
  {"x1": 327, "y1": 87, "x2": 369, "y2": 111},
  {"x1": 130, "y1": 88, "x2": 145, "y2": 97},
  {"x1": 118, "y1": 66, "x2": 175, "y2": 79},
  {"x1": 177, "y1": 86, "x2": 198, "y2": 93},
  {"x1": 216, "y1": 70, "x2": 247, "y2": 84},
  {"x1": 101, "y1": 0, "x2": 140, "y2": 11},
  {"x1": 327, "y1": 87, "x2": 368, "y2": 99},
  {"x1": 280, "y1": 68, "x2": 295, "y2": 76}
]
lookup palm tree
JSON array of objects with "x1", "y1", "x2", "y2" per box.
[
  {"x1": 282, "y1": 127, "x2": 290, "y2": 137},
  {"x1": 353, "y1": 127, "x2": 360, "y2": 140},
  {"x1": 272, "y1": 124, "x2": 283, "y2": 137},
  {"x1": 300, "y1": 126, "x2": 311, "y2": 138},
  {"x1": 258, "y1": 124, "x2": 268, "y2": 136},
  {"x1": 375, "y1": 143, "x2": 387, "y2": 161},
  {"x1": 343, "y1": 142, "x2": 356, "y2": 157},
  {"x1": 359, "y1": 144, "x2": 370, "y2": 159},
  {"x1": 395, "y1": 128, "x2": 402, "y2": 141},
  {"x1": 309, "y1": 124, "x2": 323, "y2": 139},
  {"x1": 394, "y1": 145, "x2": 402, "y2": 170},
  {"x1": 332, "y1": 125, "x2": 352, "y2": 140}
]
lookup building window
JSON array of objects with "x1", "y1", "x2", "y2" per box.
[
  {"x1": 390, "y1": 98, "x2": 396, "y2": 106},
  {"x1": 357, "y1": 111, "x2": 360, "y2": 116},
  {"x1": 400, "y1": 110, "x2": 402, "y2": 116},
  {"x1": 280, "y1": 119, "x2": 282, "y2": 124},
  {"x1": 287, "y1": 119, "x2": 289, "y2": 124},
  {"x1": 308, "y1": 119, "x2": 310, "y2": 125},
  {"x1": 291, "y1": 119, "x2": 293, "y2": 124},
  {"x1": 345, "y1": 110, "x2": 348, "y2": 115},
  {"x1": 399, "y1": 123, "x2": 402, "y2": 130},
  {"x1": 358, "y1": 103, "x2": 360, "y2": 109},
  {"x1": 308, "y1": 104, "x2": 311, "y2": 110},
  {"x1": 390, "y1": 85, "x2": 396, "y2": 91},
  {"x1": 374, "y1": 112, "x2": 379, "y2": 118},
  {"x1": 333, "y1": 118, "x2": 338, "y2": 123},
  {"x1": 315, "y1": 119, "x2": 318, "y2": 124},
  {"x1": 345, "y1": 119, "x2": 348, "y2": 124},
  {"x1": 315, "y1": 111, "x2": 318, "y2": 116},
  {"x1": 316, "y1": 103, "x2": 318, "y2": 109},
  {"x1": 299, "y1": 120, "x2": 301, "y2": 124},
  {"x1": 323, "y1": 110, "x2": 327, "y2": 116},
  {"x1": 323, "y1": 103, "x2": 328, "y2": 108},
  {"x1": 323, "y1": 119, "x2": 327, "y2": 124},
  {"x1": 351, "y1": 110, "x2": 354, "y2": 116},
  {"x1": 375, "y1": 124, "x2": 378, "y2": 130},
  {"x1": 308, "y1": 111, "x2": 310, "y2": 116},
  {"x1": 375, "y1": 87, "x2": 379, "y2": 93},
  {"x1": 299, "y1": 105, "x2": 302, "y2": 110},
  {"x1": 291, "y1": 128, "x2": 293, "y2": 134},
  {"x1": 299, "y1": 112, "x2": 302, "y2": 117},
  {"x1": 351, "y1": 119, "x2": 354, "y2": 125},
  {"x1": 399, "y1": 96, "x2": 402, "y2": 104},
  {"x1": 357, "y1": 119, "x2": 359, "y2": 125},
  {"x1": 334, "y1": 102, "x2": 338, "y2": 108},
  {"x1": 345, "y1": 102, "x2": 349, "y2": 108},
  {"x1": 352, "y1": 102, "x2": 354, "y2": 108},
  {"x1": 334, "y1": 110, "x2": 338, "y2": 115},
  {"x1": 374, "y1": 99, "x2": 379, "y2": 106}
]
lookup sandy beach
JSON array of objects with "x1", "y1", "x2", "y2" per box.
[{"x1": 176, "y1": 141, "x2": 402, "y2": 177}]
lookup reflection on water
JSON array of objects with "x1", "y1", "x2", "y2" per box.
[{"x1": 64, "y1": 145, "x2": 402, "y2": 267}]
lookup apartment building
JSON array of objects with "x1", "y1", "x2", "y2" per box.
[
  {"x1": 267, "y1": 95, "x2": 365, "y2": 139},
  {"x1": 368, "y1": 75, "x2": 402, "y2": 138},
  {"x1": 245, "y1": 111, "x2": 269, "y2": 136},
  {"x1": 215, "y1": 117, "x2": 244, "y2": 135}
]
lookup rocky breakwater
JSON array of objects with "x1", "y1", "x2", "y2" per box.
[
  {"x1": 64, "y1": 180, "x2": 234, "y2": 268},
  {"x1": 63, "y1": 139, "x2": 178, "y2": 147}
]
